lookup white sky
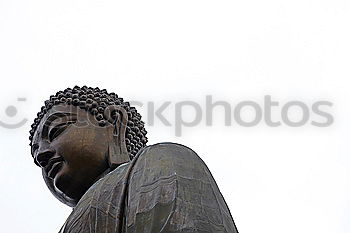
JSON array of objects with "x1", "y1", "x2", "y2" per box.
[{"x1": 0, "y1": 0, "x2": 350, "y2": 232}]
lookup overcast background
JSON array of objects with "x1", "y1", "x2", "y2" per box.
[{"x1": 1, "y1": 0, "x2": 349, "y2": 233}]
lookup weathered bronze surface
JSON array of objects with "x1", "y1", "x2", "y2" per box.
[{"x1": 30, "y1": 86, "x2": 239, "y2": 233}]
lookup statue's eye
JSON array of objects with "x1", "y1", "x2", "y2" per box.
[{"x1": 49, "y1": 121, "x2": 75, "y2": 142}]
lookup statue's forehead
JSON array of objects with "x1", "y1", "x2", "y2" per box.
[
  {"x1": 32, "y1": 105, "x2": 71, "y2": 143},
  {"x1": 31, "y1": 104, "x2": 98, "y2": 144},
  {"x1": 32, "y1": 111, "x2": 48, "y2": 145}
]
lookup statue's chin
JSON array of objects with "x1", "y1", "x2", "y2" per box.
[
  {"x1": 43, "y1": 169, "x2": 77, "y2": 207},
  {"x1": 53, "y1": 173, "x2": 80, "y2": 205},
  {"x1": 45, "y1": 165, "x2": 104, "y2": 207}
]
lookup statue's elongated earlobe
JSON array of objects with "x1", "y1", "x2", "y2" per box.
[{"x1": 104, "y1": 105, "x2": 130, "y2": 168}]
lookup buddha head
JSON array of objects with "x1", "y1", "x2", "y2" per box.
[{"x1": 29, "y1": 86, "x2": 147, "y2": 207}]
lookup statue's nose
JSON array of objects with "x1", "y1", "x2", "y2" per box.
[{"x1": 36, "y1": 149, "x2": 55, "y2": 168}]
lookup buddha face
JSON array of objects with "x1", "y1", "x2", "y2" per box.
[{"x1": 31, "y1": 104, "x2": 115, "y2": 206}]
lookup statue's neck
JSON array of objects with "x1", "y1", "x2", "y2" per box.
[
  {"x1": 94, "y1": 167, "x2": 113, "y2": 183},
  {"x1": 92, "y1": 162, "x2": 128, "y2": 184}
]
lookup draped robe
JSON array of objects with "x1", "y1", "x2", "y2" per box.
[{"x1": 59, "y1": 142, "x2": 239, "y2": 233}]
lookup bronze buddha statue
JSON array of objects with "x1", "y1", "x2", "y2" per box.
[{"x1": 29, "y1": 86, "x2": 239, "y2": 233}]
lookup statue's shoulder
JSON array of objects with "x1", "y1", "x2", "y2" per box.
[
  {"x1": 131, "y1": 141, "x2": 209, "y2": 185},
  {"x1": 126, "y1": 142, "x2": 238, "y2": 232},
  {"x1": 136, "y1": 142, "x2": 204, "y2": 165}
]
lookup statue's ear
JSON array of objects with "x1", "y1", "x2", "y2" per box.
[{"x1": 103, "y1": 105, "x2": 130, "y2": 168}]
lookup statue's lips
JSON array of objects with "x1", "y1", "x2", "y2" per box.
[{"x1": 45, "y1": 157, "x2": 64, "y2": 179}]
